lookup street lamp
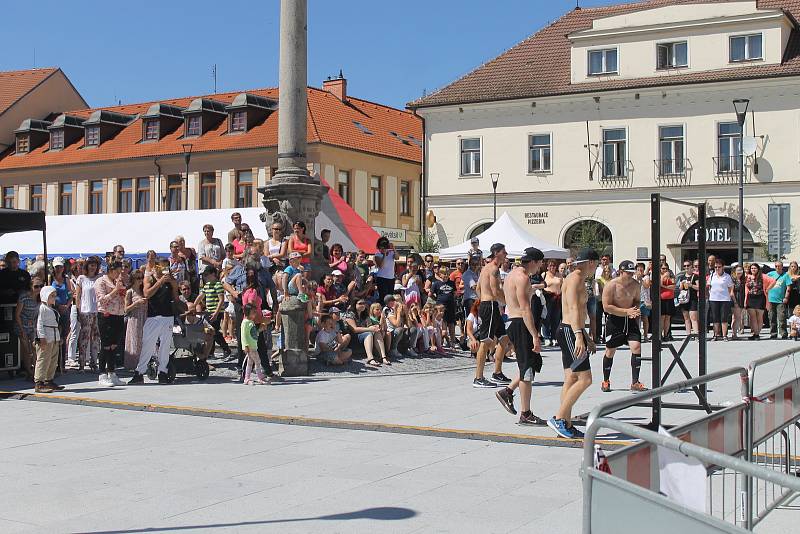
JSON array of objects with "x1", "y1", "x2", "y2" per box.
[
  {"x1": 733, "y1": 98, "x2": 749, "y2": 267},
  {"x1": 490, "y1": 172, "x2": 500, "y2": 222},
  {"x1": 181, "y1": 143, "x2": 193, "y2": 210}
]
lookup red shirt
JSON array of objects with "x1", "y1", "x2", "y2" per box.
[
  {"x1": 449, "y1": 270, "x2": 464, "y2": 296},
  {"x1": 317, "y1": 285, "x2": 338, "y2": 302}
]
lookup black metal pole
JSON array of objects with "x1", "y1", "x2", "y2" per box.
[
  {"x1": 184, "y1": 156, "x2": 190, "y2": 211},
  {"x1": 738, "y1": 132, "x2": 744, "y2": 267},
  {"x1": 492, "y1": 182, "x2": 497, "y2": 222},
  {"x1": 650, "y1": 193, "x2": 662, "y2": 429},
  {"x1": 698, "y1": 203, "x2": 708, "y2": 395}
]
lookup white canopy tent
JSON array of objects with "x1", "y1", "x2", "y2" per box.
[
  {"x1": 438, "y1": 212, "x2": 568, "y2": 260},
  {"x1": 0, "y1": 207, "x2": 357, "y2": 257}
]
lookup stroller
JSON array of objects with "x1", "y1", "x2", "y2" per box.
[{"x1": 146, "y1": 316, "x2": 214, "y2": 382}]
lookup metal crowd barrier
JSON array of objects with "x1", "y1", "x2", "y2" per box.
[{"x1": 581, "y1": 347, "x2": 800, "y2": 533}]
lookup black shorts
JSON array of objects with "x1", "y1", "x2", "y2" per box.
[
  {"x1": 443, "y1": 304, "x2": 456, "y2": 325},
  {"x1": 507, "y1": 318, "x2": 542, "y2": 382},
  {"x1": 660, "y1": 299, "x2": 675, "y2": 316},
  {"x1": 605, "y1": 314, "x2": 641, "y2": 348},
  {"x1": 747, "y1": 293, "x2": 766, "y2": 311},
  {"x1": 710, "y1": 300, "x2": 732, "y2": 323},
  {"x1": 557, "y1": 323, "x2": 591, "y2": 373},
  {"x1": 477, "y1": 301, "x2": 506, "y2": 341}
]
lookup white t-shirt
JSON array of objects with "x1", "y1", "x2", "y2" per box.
[
  {"x1": 789, "y1": 315, "x2": 800, "y2": 330},
  {"x1": 466, "y1": 312, "x2": 481, "y2": 334},
  {"x1": 596, "y1": 265, "x2": 617, "y2": 280},
  {"x1": 77, "y1": 275, "x2": 99, "y2": 313},
  {"x1": 708, "y1": 272, "x2": 734, "y2": 302},
  {"x1": 315, "y1": 328, "x2": 338, "y2": 353},
  {"x1": 374, "y1": 250, "x2": 395, "y2": 279}
]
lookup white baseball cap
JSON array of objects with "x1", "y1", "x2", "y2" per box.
[{"x1": 52, "y1": 256, "x2": 65, "y2": 268}]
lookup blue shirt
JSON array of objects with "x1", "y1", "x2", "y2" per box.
[
  {"x1": 768, "y1": 270, "x2": 790, "y2": 303},
  {"x1": 226, "y1": 263, "x2": 247, "y2": 293}
]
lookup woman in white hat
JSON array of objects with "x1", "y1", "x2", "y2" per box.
[{"x1": 35, "y1": 286, "x2": 64, "y2": 393}]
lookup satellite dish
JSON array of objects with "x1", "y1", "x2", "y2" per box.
[{"x1": 742, "y1": 136, "x2": 759, "y2": 156}]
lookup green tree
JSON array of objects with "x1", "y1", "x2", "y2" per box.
[
  {"x1": 565, "y1": 220, "x2": 612, "y2": 256},
  {"x1": 415, "y1": 230, "x2": 439, "y2": 253}
]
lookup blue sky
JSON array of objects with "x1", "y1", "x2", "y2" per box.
[{"x1": 1, "y1": 0, "x2": 619, "y2": 110}]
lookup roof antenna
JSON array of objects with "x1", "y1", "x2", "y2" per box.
[
  {"x1": 33, "y1": 47, "x2": 36, "y2": 68},
  {"x1": 338, "y1": 68, "x2": 343, "y2": 79},
  {"x1": 212, "y1": 64, "x2": 217, "y2": 94},
  {"x1": 576, "y1": 0, "x2": 581, "y2": 9}
]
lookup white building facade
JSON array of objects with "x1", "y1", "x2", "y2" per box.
[{"x1": 410, "y1": 0, "x2": 800, "y2": 265}]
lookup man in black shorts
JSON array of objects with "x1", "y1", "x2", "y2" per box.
[
  {"x1": 600, "y1": 261, "x2": 647, "y2": 392},
  {"x1": 473, "y1": 243, "x2": 508, "y2": 388},
  {"x1": 496, "y1": 247, "x2": 545, "y2": 424}
]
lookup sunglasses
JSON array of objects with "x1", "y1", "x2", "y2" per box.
[{"x1": 33, "y1": 285, "x2": 43, "y2": 289}]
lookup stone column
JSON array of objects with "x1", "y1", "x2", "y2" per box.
[{"x1": 259, "y1": 0, "x2": 328, "y2": 376}]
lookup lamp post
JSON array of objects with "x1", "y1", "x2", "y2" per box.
[
  {"x1": 733, "y1": 99, "x2": 749, "y2": 267},
  {"x1": 490, "y1": 172, "x2": 500, "y2": 222},
  {"x1": 181, "y1": 143, "x2": 193, "y2": 210}
]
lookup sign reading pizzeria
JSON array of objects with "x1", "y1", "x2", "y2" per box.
[
  {"x1": 525, "y1": 211, "x2": 548, "y2": 225},
  {"x1": 681, "y1": 217, "x2": 753, "y2": 244}
]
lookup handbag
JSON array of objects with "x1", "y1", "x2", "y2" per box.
[{"x1": 677, "y1": 289, "x2": 690, "y2": 305}]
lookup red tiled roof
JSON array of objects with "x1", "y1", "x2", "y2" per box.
[
  {"x1": 0, "y1": 68, "x2": 59, "y2": 116},
  {"x1": 408, "y1": 0, "x2": 800, "y2": 108},
  {"x1": 0, "y1": 86, "x2": 421, "y2": 170}
]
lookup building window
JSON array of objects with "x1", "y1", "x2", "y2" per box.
[
  {"x1": 3, "y1": 186, "x2": 14, "y2": 208},
  {"x1": 167, "y1": 175, "x2": 182, "y2": 211},
  {"x1": 144, "y1": 119, "x2": 159, "y2": 140},
  {"x1": 337, "y1": 170, "x2": 350, "y2": 204},
  {"x1": 602, "y1": 128, "x2": 627, "y2": 178},
  {"x1": 400, "y1": 181, "x2": 410, "y2": 216},
  {"x1": 236, "y1": 170, "x2": 253, "y2": 208},
  {"x1": 59, "y1": 183, "x2": 73, "y2": 215},
  {"x1": 588, "y1": 48, "x2": 618, "y2": 75},
  {"x1": 460, "y1": 138, "x2": 481, "y2": 176},
  {"x1": 658, "y1": 125, "x2": 685, "y2": 176},
  {"x1": 717, "y1": 122, "x2": 742, "y2": 174},
  {"x1": 370, "y1": 176, "x2": 382, "y2": 212},
  {"x1": 136, "y1": 177, "x2": 150, "y2": 212},
  {"x1": 186, "y1": 115, "x2": 201, "y2": 137},
  {"x1": 657, "y1": 41, "x2": 688, "y2": 69},
  {"x1": 118, "y1": 179, "x2": 134, "y2": 213},
  {"x1": 528, "y1": 134, "x2": 552, "y2": 173},
  {"x1": 730, "y1": 34, "x2": 762, "y2": 62},
  {"x1": 30, "y1": 185, "x2": 43, "y2": 211},
  {"x1": 90, "y1": 181, "x2": 103, "y2": 214},
  {"x1": 85, "y1": 126, "x2": 100, "y2": 146},
  {"x1": 50, "y1": 129, "x2": 64, "y2": 150},
  {"x1": 230, "y1": 111, "x2": 246, "y2": 133},
  {"x1": 200, "y1": 172, "x2": 216, "y2": 209},
  {"x1": 16, "y1": 135, "x2": 29, "y2": 154}
]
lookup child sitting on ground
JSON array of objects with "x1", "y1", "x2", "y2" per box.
[
  {"x1": 241, "y1": 304, "x2": 270, "y2": 385},
  {"x1": 789, "y1": 305, "x2": 800, "y2": 340},
  {"x1": 314, "y1": 313, "x2": 352, "y2": 365}
]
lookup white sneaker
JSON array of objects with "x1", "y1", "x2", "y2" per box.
[
  {"x1": 109, "y1": 373, "x2": 124, "y2": 386},
  {"x1": 99, "y1": 373, "x2": 115, "y2": 387}
]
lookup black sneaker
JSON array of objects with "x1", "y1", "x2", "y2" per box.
[
  {"x1": 518, "y1": 411, "x2": 547, "y2": 426},
  {"x1": 157, "y1": 372, "x2": 170, "y2": 384},
  {"x1": 495, "y1": 387, "x2": 517, "y2": 415},
  {"x1": 490, "y1": 372, "x2": 511, "y2": 385},
  {"x1": 128, "y1": 372, "x2": 144, "y2": 385},
  {"x1": 472, "y1": 377, "x2": 497, "y2": 388},
  {"x1": 567, "y1": 424, "x2": 585, "y2": 439}
]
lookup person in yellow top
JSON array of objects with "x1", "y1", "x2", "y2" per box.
[{"x1": 241, "y1": 304, "x2": 270, "y2": 385}]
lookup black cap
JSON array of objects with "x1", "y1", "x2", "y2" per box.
[
  {"x1": 488, "y1": 243, "x2": 505, "y2": 259},
  {"x1": 574, "y1": 248, "x2": 600, "y2": 263},
  {"x1": 619, "y1": 260, "x2": 636, "y2": 273},
  {"x1": 520, "y1": 247, "x2": 544, "y2": 263},
  {"x1": 383, "y1": 294, "x2": 396, "y2": 305}
]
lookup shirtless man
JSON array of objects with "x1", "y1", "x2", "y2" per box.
[
  {"x1": 495, "y1": 247, "x2": 545, "y2": 425},
  {"x1": 473, "y1": 243, "x2": 508, "y2": 388},
  {"x1": 548, "y1": 248, "x2": 599, "y2": 439},
  {"x1": 601, "y1": 261, "x2": 647, "y2": 393}
]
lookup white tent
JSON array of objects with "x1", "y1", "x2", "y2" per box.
[
  {"x1": 438, "y1": 212, "x2": 568, "y2": 260},
  {"x1": 0, "y1": 207, "x2": 358, "y2": 257}
]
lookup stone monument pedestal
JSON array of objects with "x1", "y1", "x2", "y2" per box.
[{"x1": 277, "y1": 296, "x2": 309, "y2": 376}]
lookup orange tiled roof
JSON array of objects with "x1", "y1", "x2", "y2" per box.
[
  {"x1": 0, "y1": 86, "x2": 422, "y2": 170},
  {"x1": 409, "y1": 0, "x2": 800, "y2": 108},
  {"x1": 0, "y1": 68, "x2": 59, "y2": 116}
]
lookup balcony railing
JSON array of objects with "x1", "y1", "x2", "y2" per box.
[
  {"x1": 599, "y1": 159, "x2": 631, "y2": 180},
  {"x1": 654, "y1": 158, "x2": 687, "y2": 178},
  {"x1": 713, "y1": 155, "x2": 744, "y2": 177}
]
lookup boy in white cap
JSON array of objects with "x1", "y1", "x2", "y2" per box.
[{"x1": 35, "y1": 286, "x2": 64, "y2": 393}]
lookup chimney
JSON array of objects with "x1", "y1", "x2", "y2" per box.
[{"x1": 323, "y1": 70, "x2": 347, "y2": 102}]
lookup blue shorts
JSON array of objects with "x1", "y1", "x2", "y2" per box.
[
  {"x1": 357, "y1": 331, "x2": 372, "y2": 343},
  {"x1": 587, "y1": 296, "x2": 597, "y2": 315},
  {"x1": 639, "y1": 304, "x2": 651, "y2": 317}
]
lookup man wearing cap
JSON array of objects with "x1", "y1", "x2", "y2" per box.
[
  {"x1": 549, "y1": 248, "x2": 599, "y2": 439},
  {"x1": 495, "y1": 247, "x2": 545, "y2": 425},
  {"x1": 468, "y1": 237, "x2": 483, "y2": 261},
  {"x1": 600, "y1": 261, "x2": 647, "y2": 393},
  {"x1": 0, "y1": 251, "x2": 32, "y2": 305},
  {"x1": 473, "y1": 243, "x2": 510, "y2": 388}
]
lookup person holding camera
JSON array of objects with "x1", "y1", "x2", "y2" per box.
[
  {"x1": 129, "y1": 260, "x2": 179, "y2": 384},
  {"x1": 95, "y1": 261, "x2": 127, "y2": 387}
]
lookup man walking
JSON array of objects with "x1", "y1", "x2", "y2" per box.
[
  {"x1": 473, "y1": 243, "x2": 509, "y2": 388},
  {"x1": 768, "y1": 261, "x2": 790, "y2": 339},
  {"x1": 600, "y1": 261, "x2": 647, "y2": 393},
  {"x1": 548, "y1": 248, "x2": 599, "y2": 439},
  {"x1": 495, "y1": 247, "x2": 545, "y2": 425}
]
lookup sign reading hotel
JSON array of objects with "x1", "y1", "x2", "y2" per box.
[
  {"x1": 525, "y1": 211, "x2": 548, "y2": 225},
  {"x1": 374, "y1": 227, "x2": 407, "y2": 241}
]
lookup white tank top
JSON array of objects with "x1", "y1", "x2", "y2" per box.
[{"x1": 268, "y1": 239, "x2": 282, "y2": 256}]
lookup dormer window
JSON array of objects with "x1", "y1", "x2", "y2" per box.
[
  {"x1": 50, "y1": 129, "x2": 65, "y2": 150},
  {"x1": 16, "y1": 135, "x2": 29, "y2": 154},
  {"x1": 730, "y1": 34, "x2": 762, "y2": 62},
  {"x1": 230, "y1": 111, "x2": 246, "y2": 133},
  {"x1": 144, "y1": 119, "x2": 159, "y2": 140},
  {"x1": 85, "y1": 126, "x2": 100, "y2": 147},
  {"x1": 657, "y1": 42, "x2": 687, "y2": 69},
  {"x1": 588, "y1": 48, "x2": 618, "y2": 75},
  {"x1": 186, "y1": 115, "x2": 201, "y2": 137}
]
